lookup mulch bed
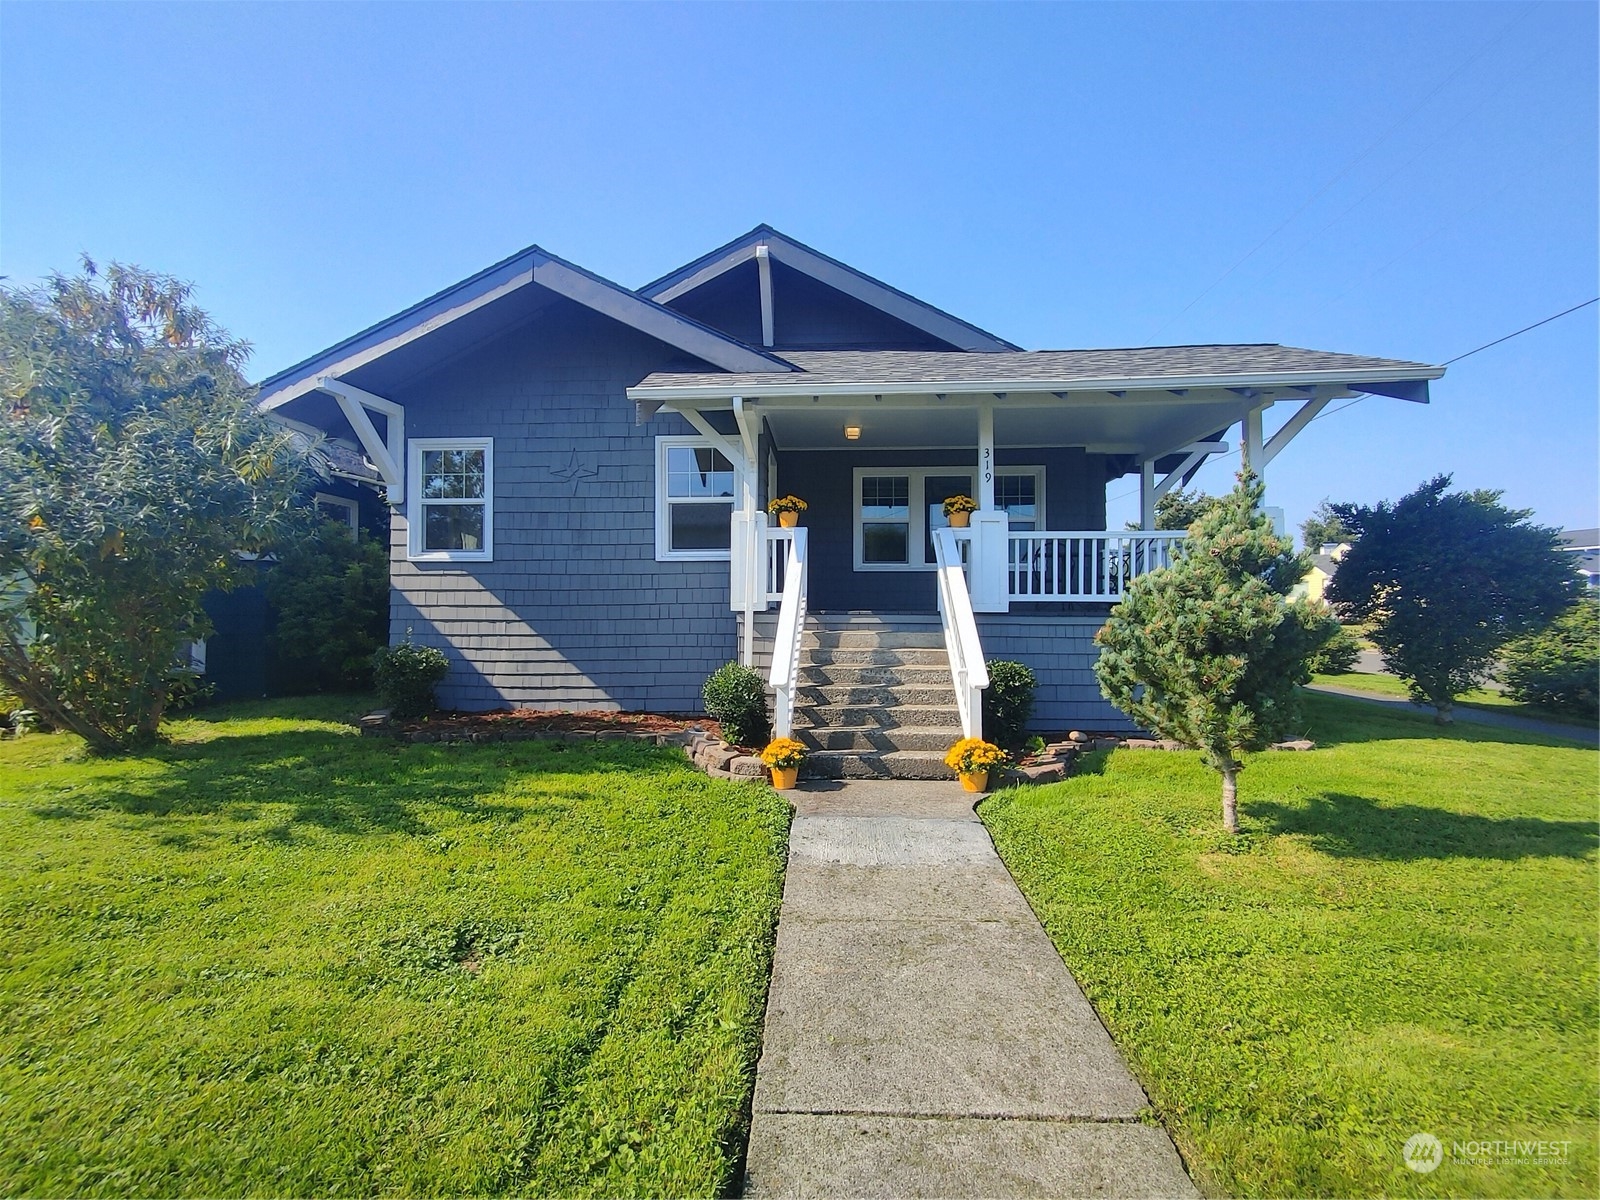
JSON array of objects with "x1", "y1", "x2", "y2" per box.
[{"x1": 361, "y1": 708, "x2": 723, "y2": 744}]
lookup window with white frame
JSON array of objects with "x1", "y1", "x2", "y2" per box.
[
  {"x1": 313, "y1": 492, "x2": 360, "y2": 538},
  {"x1": 657, "y1": 436, "x2": 738, "y2": 560},
  {"x1": 408, "y1": 438, "x2": 493, "y2": 561},
  {"x1": 852, "y1": 466, "x2": 1044, "y2": 570}
]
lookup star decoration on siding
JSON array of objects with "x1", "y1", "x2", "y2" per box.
[{"x1": 551, "y1": 449, "x2": 599, "y2": 494}]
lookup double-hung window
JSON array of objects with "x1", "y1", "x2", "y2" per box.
[
  {"x1": 853, "y1": 466, "x2": 1044, "y2": 570},
  {"x1": 657, "y1": 436, "x2": 738, "y2": 560},
  {"x1": 408, "y1": 438, "x2": 493, "y2": 562}
]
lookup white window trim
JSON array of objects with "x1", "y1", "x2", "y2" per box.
[
  {"x1": 313, "y1": 492, "x2": 360, "y2": 538},
  {"x1": 407, "y1": 437, "x2": 494, "y2": 563},
  {"x1": 852, "y1": 465, "x2": 1045, "y2": 572},
  {"x1": 656, "y1": 434, "x2": 743, "y2": 562}
]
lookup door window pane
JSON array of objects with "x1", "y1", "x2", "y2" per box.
[
  {"x1": 996, "y1": 474, "x2": 1038, "y2": 531},
  {"x1": 924, "y1": 474, "x2": 975, "y2": 563},
  {"x1": 862, "y1": 476, "x2": 911, "y2": 564}
]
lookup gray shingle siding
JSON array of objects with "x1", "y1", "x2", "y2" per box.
[
  {"x1": 387, "y1": 297, "x2": 736, "y2": 713},
  {"x1": 975, "y1": 613, "x2": 1132, "y2": 731}
]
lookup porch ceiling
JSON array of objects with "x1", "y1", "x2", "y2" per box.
[{"x1": 748, "y1": 391, "x2": 1253, "y2": 455}]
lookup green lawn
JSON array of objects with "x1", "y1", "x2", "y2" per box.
[
  {"x1": 982, "y1": 691, "x2": 1598, "y2": 1198},
  {"x1": 1311, "y1": 669, "x2": 1595, "y2": 730},
  {"x1": 0, "y1": 697, "x2": 790, "y2": 1198}
]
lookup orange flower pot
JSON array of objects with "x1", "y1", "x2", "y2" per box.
[
  {"x1": 948, "y1": 511, "x2": 971, "y2": 528},
  {"x1": 958, "y1": 770, "x2": 988, "y2": 793},
  {"x1": 771, "y1": 766, "x2": 800, "y2": 790},
  {"x1": 777, "y1": 510, "x2": 799, "y2": 528}
]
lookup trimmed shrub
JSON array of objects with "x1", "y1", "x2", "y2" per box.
[
  {"x1": 1501, "y1": 599, "x2": 1599, "y2": 719},
  {"x1": 372, "y1": 640, "x2": 450, "y2": 718},
  {"x1": 266, "y1": 523, "x2": 390, "y2": 693},
  {"x1": 983, "y1": 659, "x2": 1037, "y2": 748},
  {"x1": 1307, "y1": 621, "x2": 1362, "y2": 674},
  {"x1": 702, "y1": 662, "x2": 770, "y2": 748}
]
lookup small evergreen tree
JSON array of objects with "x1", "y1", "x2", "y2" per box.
[
  {"x1": 1300, "y1": 500, "x2": 1353, "y2": 551},
  {"x1": 1499, "y1": 598, "x2": 1598, "y2": 720},
  {"x1": 1327, "y1": 476, "x2": 1576, "y2": 723},
  {"x1": 1096, "y1": 472, "x2": 1333, "y2": 833},
  {"x1": 1124, "y1": 487, "x2": 1219, "y2": 532},
  {"x1": 265, "y1": 520, "x2": 390, "y2": 693}
]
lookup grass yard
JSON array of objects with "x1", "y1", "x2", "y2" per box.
[
  {"x1": 0, "y1": 697, "x2": 790, "y2": 1197},
  {"x1": 1311, "y1": 669, "x2": 1595, "y2": 730},
  {"x1": 982, "y1": 690, "x2": 1598, "y2": 1198}
]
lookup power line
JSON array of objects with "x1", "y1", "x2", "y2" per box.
[
  {"x1": 1106, "y1": 295, "x2": 1598, "y2": 504},
  {"x1": 1441, "y1": 297, "x2": 1598, "y2": 365}
]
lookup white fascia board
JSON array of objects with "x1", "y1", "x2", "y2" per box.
[
  {"x1": 625, "y1": 365, "x2": 1442, "y2": 405},
  {"x1": 529, "y1": 256, "x2": 789, "y2": 375},
  {"x1": 258, "y1": 259, "x2": 536, "y2": 411},
  {"x1": 651, "y1": 244, "x2": 760, "y2": 303},
  {"x1": 764, "y1": 237, "x2": 1017, "y2": 352}
]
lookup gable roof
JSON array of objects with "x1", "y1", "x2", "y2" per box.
[
  {"x1": 639, "y1": 225, "x2": 1022, "y2": 353},
  {"x1": 630, "y1": 344, "x2": 1445, "y2": 397},
  {"x1": 256, "y1": 243, "x2": 795, "y2": 409}
]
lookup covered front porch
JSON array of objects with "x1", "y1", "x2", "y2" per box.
[{"x1": 628, "y1": 346, "x2": 1442, "y2": 740}]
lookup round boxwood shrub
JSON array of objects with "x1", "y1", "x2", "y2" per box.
[
  {"x1": 372, "y1": 639, "x2": 450, "y2": 718},
  {"x1": 983, "y1": 659, "x2": 1037, "y2": 749},
  {"x1": 1501, "y1": 598, "x2": 1598, "y2": 719},
  {"x1": 702, "y1": 662, "x2": 771, "y2": 748},
  {"x1": 1307, "y1": 621, "x2": 1362, "y2": 674}
]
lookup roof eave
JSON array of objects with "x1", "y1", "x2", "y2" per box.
[
  {"x1": 257, "y1": 246, "x2": 795, "y2": 412},
  {"x1": 626, "y1": 364, "x2": 1446, "y2": 405}
]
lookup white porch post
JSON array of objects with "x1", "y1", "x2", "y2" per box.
[
  {"x1": 1139, "y1": 459, "x2": 1156, "y2": 530},
  {"x1": 970, "y1": 400, "x2": 1008, "y2": 612},
  {"x1": 1241, "y1": 406, "x2": 1266, "y2": 478}
]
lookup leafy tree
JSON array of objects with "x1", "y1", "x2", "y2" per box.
[
  {"x1": 0, "y1": 261, "x2": 308, "y2": 752},
  {"x1": 1500, "y1": 598, "x2": 1598, "y2": 719},
  {"x1": 1096, "y1": 472, "x2": 1333, "y2": 833},
  {"x1": 1124, "y1": 487, "x2": 1219, "y2": 532},
  {"x1": 265, "y1": 521, "x2": 390, "y2": 693},
  {"x1": 1327, "y1": 476, "x2": 1576, "y2": 723},
  {"x1": 1300, "y1": 500, "x2": 1353, "y2": 551}
]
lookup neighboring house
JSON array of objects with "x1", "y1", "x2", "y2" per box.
[
  {"x1": 257, "y1": 225, "x2": 1444, "y2": 770},
  {"x1": 1290, "y1": 542, "x2": 1351, "y2": 605},
  {"x1": 1559, "y1": 527, "x2": 1600, "y2": 589}
]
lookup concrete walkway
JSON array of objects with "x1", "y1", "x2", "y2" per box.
[{"x1": 743, "y1": 780, "x2": 1197, "y2": 1199}]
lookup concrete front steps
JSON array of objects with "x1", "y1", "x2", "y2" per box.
[{"x1": 793, "y1": 615, "x2": 962, "y2": 780}]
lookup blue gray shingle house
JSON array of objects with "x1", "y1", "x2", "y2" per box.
[{"x1": 259, "y1": 227, "x2": 1444, "y2": 775}]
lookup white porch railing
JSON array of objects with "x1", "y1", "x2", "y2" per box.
[
  {"x1": 767, "y1": 526, "x2": 809, "y2": 739},
  {"x1": 762, "y1": 526, "x2": 797, "y2": 605},
  {"x1": 1007, "y1": 531, "x2": 1185, "y2": 602},
  {"x1": 933, "y1": 527, "x2": 988, "y2": 740}
]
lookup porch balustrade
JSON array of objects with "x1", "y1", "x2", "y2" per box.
[{"x1": 1005, "y1": 531, "x2": 1186, "y2": 602}]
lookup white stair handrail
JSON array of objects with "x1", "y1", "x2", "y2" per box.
[
  {"x1": 933, "y1": 527, "x2": 988, "y2": 741},
  {"x1": 767, "y1": 526, "x2": 809, "y2": 739}
]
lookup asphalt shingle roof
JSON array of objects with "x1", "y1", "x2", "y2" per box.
[{"x1": 632, "y1": 345, "x2": 1439, "y2": 391}]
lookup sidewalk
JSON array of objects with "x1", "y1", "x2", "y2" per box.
[
  {"x1": 743, "y1": 780, "x2": 1196, "y2": 1199},
  {"x1": 1306, "y1": 682, "x2": 1598, "y2": 746}
]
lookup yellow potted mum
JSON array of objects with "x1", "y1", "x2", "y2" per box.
[
  {"x1": 942, "y1": 494, "x2": 979, "y2": 528},
  {"x1": 767, "y1": 495, "x2": 808, "y2": 529},
  {"x1": 944, "y1": 737, "x2": 1009, "y2": 793},
  {"x1": 760, "y1": 736, "x2": 808, "y2": 789}
]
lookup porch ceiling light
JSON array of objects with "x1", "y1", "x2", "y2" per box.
[{"x1": 843, "y1": 424, "x2": 862, "y2": 440}]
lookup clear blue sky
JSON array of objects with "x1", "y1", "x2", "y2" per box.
[{"x1": 4, "y1": 1, "x2": 1596, "y2": 537}]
